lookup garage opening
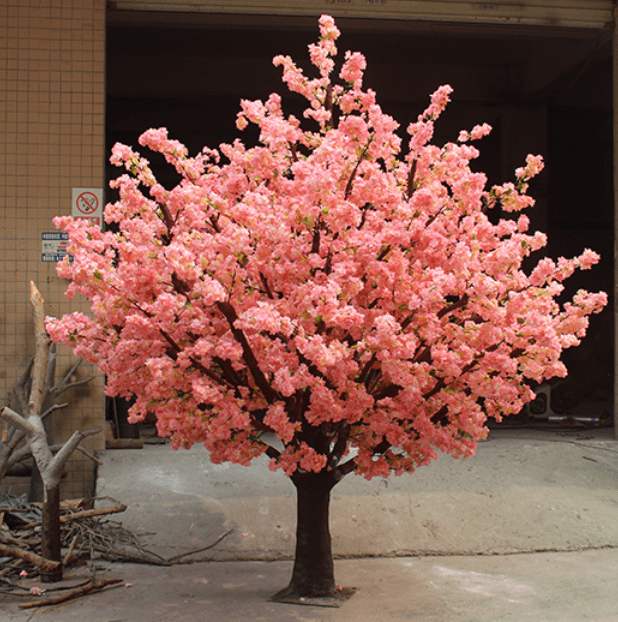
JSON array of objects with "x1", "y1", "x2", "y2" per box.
[{"x1": 105, "y1": 10, "x2": 614, "y2": 433}]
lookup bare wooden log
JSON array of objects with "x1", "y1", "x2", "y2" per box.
[
  {"x1": 106, "y1": 438, "x2": 144, "y2": 449},
  {"x1": 0, "y1": 542, "x2": 61, "y2": 572},
  {"x1": 0, "y1": 338, "x2": 94, "y2": 487},
  {"x1": 40, "y1": 486, "x2": 62, "y2": 582},
  {"x1": 0, "y1": 283, "x2": 101, "y2": 582}
]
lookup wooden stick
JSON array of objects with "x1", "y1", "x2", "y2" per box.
[
  {"x1": 106, "y1": 438, "x2": 144, "y2": 449},
  {"x1": 0, "y1": 532, "x2": 31, "y2": 548},
  {"x1": 17, "y1": 503, "x2": 127, "y2": 529},
  {"x1": 60, "y1": 504, "x2": 127, "y2": 523},
  {"x1": 0, "y1": 543, "x2": 61, "y2": 571},
  {"x1": 62, "y1": 535, "x2": 78, "y2": 566},
  {"x1": 19, "y1": 577, "x2": 124, "y2": 608},
  {"x1": 75, "y1": 444, "x2": 103, "y2": 465},
  {"x1": 166, "y1": 528, "x2": 234, "y2": 562}
]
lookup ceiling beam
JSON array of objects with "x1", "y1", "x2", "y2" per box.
[{"x1": 107, "y1": 0, "x2": 614, "y2": 31}]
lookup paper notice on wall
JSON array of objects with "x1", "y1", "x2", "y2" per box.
[
  {"x1": 72, "y1": 187, "x2": 103, "y2": 228},
  {"x1": 42, "y1": 232, "x2": 70, "y2": 262}
]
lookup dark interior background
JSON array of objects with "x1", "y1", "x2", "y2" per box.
[{"x1": 105, "y1": 11, "x2": 614, "y2": 422}]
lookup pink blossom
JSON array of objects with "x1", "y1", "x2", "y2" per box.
[
  {"x1": 577, "y1": 248, "x2": 600, "y2": 270},
  {"x1": 46, "y1": 15, "x2": 606, "y2": 485},
  {"x1": 470, "y1": 123, "x2": 492, "y2": 140},
  {"x1": 516, "y1": 154, "x2": 544, "y2": 180},
  {"x1": 318, "y1": 14, "x2": 340, "y2": 43},
  {"x1": 340, "y1": 51, "x2": 366, "y2": 87},
  {"x1": 458, "y1": 123, "x2": 491, "y2": 143}
]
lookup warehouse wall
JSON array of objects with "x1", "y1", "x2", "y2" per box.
[{"x1": 0, "y1": 0, "x2": 106, "y2": 499}]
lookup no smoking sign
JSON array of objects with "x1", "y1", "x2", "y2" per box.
[{"x1": 72, "y1": 187, "x2": 103, "y2": 228}]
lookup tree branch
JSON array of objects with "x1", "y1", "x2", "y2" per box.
[
  {"x1": 311, "y1": 217, "x2": 321, "y2": 256},
  {"x1": 216, "y1": 301, "x2": 279, "y2": 404},
  {"x1": 406, "y1": 159, "x2": 418, "y2": 200},
  {"x1": 327, "y1": 424, "x2": 350, "y2": 469},
  {"x1": 324, "y1": 83, "x2": 333, "y2": 130},
  {"x1": 28, "y1": 283, "x2": 51, "y2": 425},
  {"x1": 332, "y1": 456, "x2": 357, "y2": 482},
  {"x1": 259, "y1": 272, "x2": 275, "y2": 299},
  {"x1": 344, "y1": 139, "x2": 372, "y2": 200},
  {"x1": 49, "y1": 355, "x2": 94, "y2": 401},
  {"x1": 437, "y1": 293, "x2": 469, "y2": 319},
  {"x1": 19, "y1": 578, "x2": 123, "y2": 609},
  {"x1": 14, "y1": 358, "x2": 34, "y2": 416},
  {"x1": 40, "y1": 402, "x2": 68, "y2": 421},
  {"x1": 0, "y1": 407, "x2": 38, "y2": 436},
  {"x1": 44, "y1": 429, "x2": 101, "y2": 488},
  {"x1": 264, "y1": 444, "x2": 281, "y2": 460}
]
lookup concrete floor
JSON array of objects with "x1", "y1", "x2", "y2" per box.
[
  {"x1": 4, "y1": 549, "x2": 618, "y2": 622},
  {"x1": 2, "y1": 426, "x2": 618, "y2": 621},
  {"x1": 94, "y1": 426, "x2": 618, "y2": 561}
]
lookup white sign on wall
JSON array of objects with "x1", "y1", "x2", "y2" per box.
[
  {"x1": 72, "y1": 187, "x2": 103, "y2": 228},
  {"x1": 42, "y1": 232, "x2": 70, "y2": 262}
]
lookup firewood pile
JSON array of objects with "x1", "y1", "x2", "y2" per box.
[
  {"x1": 1, "y1": 490, "x2": 234, "y2": 585},
  {"x1": 0, "y1": 491, "x2": 167, "y2": 590},
  {"x1": 0, "y1": 489, "x2": 234, "y2": 609}
]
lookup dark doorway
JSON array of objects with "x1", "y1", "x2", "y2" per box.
[{"x1": 105, "y1": 10, "x2": 614, "y2": 429}]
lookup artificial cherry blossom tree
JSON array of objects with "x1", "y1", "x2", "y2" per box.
[{"x1": 46, "y1": 16, "x2": 606, "y2": 601}]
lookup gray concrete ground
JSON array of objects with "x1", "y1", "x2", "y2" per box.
[{"x1": 2, "y1": 426, "x2": 618, "y2": 621}]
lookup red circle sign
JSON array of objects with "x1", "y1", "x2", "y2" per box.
[{"x1": 76, "y1": 191, "x2": 99, "y2": 215}]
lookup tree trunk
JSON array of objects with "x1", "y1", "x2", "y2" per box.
[
  {"x1": 40, "y1": 485, "x2": 63, "y2": 582},
  {"x1": 28, "y1": 462, "x2": 45, "y2": 503},
  {"x1": 275, "y1": 471, "x2": 337, "y2": 600}
]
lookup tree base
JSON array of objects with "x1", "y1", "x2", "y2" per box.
[
  {"x1": 271, "y1": 586, "x2": 357, "y2": 608},
  {"x1": 39, "y1": 568, "x2": 64, "y2": 583}
]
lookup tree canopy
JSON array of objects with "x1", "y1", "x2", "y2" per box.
[{"x1": 47, "y1": 15, "x2": 606, "y2": 483}]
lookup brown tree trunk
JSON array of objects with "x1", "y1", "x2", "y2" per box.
[
  {"x1": 275, "y1": 471, "x2": 337, "y2": 600},
  {"x1": 40, "y1": 485, "x2": 62, "y2": 582}
]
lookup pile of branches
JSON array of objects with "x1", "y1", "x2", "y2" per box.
[
  {"x1": 0, "y1": 491, "x2": 233, "y2": 609},
  {"x1": 0, "y1": 492, "x2": 143, "y2": 585},
  {"x1": 1, "y1": 491, "x2": 234, "y2": 587}
]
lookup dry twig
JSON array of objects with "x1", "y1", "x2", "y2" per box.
[
  {"x1": 19, "y1": 577, "x2": 124, "y2": 609},
  {"x1": 21, "y1": 503, "x2": 127, "y2": 529}
]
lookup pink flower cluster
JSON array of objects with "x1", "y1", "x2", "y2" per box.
[{"x1": 47, "y1": 15, "x2": 606, "y2": 481}]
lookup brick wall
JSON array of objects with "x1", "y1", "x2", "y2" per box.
[{"x1": 0, "y1": 0, "x2": 106, "y2": 499}]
